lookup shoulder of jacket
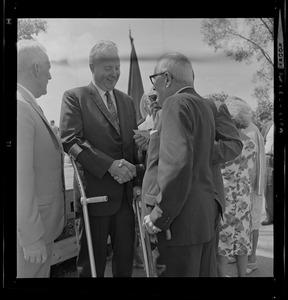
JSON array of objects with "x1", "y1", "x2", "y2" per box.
[
  {"x1": 65, "y1": 85, "x2": 89, "y2": 93},
  {"x1": 17, "y1": 91, "x2": 32, "y2": 109},
  {"x1": 114, "y1": 88, "x2": 132, "y2": 99}
]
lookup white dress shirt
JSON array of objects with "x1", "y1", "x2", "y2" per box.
[{"x1": 91, "y1": 79, "x2": 118, "y2": 113}]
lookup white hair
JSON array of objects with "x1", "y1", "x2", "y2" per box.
[
  {"x1": 17, "y1": 39, "x2": 48, "y2": 73},
  {"x1": 156, "y1": 52, "x2": 194, "y2": 85},
  {"x1": 225, "y1": 96, "x2": 253, "y2": 129},
  {"x1": 89, "y1": 40, "x2": 118, "y2": 66}
]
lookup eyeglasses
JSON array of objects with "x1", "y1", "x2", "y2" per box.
[
  {"x1": 149, "y1": 72, "x2": 166, "y2": 85},
  {"x1": 149, "y1": 71, "x2": 173, "y2": 85}
]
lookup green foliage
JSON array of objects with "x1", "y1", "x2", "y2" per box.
[
  {"x1": 17, "y1": 19, "x2": 48, "y2": 41},
  {"x1": 201, "y1": 18, "x2": 273, "y2": 67},
  {"x1": 201, "y1": 18, "x2": 274, "y2": 130},
  {"x1": 205, "y1": 91, "x2": 273, "y2": 132},
  {"x1": 252, "y1": 99, "x2": 273, "y2": 131},
  {"x1": 204, "y1": 91, "x2": 228, "y2": 103}
]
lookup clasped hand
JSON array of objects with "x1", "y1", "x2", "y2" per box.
[
  {"x1": 109, "y1": 159, "x2": 136, "y2": 184},
  {"x1": 22, "y1": 238, "x2": 47, "y2": 264}
]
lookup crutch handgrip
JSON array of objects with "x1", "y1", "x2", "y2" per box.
[{"x1": 81, "y1": 196, "x2": 108, "y2": 205}]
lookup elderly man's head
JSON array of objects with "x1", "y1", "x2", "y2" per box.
[
  {"x1": 17, "y1": 39, "x2": 52, "y2": 98},
  {"x1": 151, "y1": 52, "x2": 195, "y2": 107}
]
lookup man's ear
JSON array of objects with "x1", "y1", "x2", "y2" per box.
[
  {"x1": 34, "y1": 63, "x2": 40, "y2": 76},
  {"x1": 165, "y1": 72, "x2": 172, "y2": 87}
]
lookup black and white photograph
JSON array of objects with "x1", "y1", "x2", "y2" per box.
[{"x1": 3, "y1": 0, "x2": 286, "y2": 298}]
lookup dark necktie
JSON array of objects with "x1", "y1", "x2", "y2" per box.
[{"x1": 105, "y1": 91, "x2": 120, "y2": 135}]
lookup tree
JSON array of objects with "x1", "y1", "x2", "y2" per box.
[
  {"x1": 252, "y1": 99, "x2": 273, "y2": 131},
  {"x1": 17, "y1": 19, "x2": 48, "y2": 41},
  {"x1": 201, "y1": 18, "x2": 273, "y2": 122},
  {"x1": 204, "y1": 91, "x2": 273, "y2": 132},
  {"x1": 204, "y1": 91, "x2": 228, "y2": 103}
]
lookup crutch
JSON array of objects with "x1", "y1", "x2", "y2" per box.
[
  {"x1": 134, "y1": 187, "x2": 157, "y2": 277},
  {"x1": 70, "y1": 156, "x2": 108, "y2": 277}
]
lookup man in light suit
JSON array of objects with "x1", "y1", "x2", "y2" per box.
[
  {"x1": 141, "y1": 52, "x2": 218, "y2": 277},
  {"x1": 59, "y1": 40, "x2": 141, "y2": 277},
  {"x1": 17, "y1": 40, "x2": 66, "y2": 278}
]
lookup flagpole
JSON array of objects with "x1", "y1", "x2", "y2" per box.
[{"x1": 129, "y1": 27, "x2": 134, "y2": 43}]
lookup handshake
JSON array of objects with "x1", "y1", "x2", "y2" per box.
[{"x1": 108, "y1": 159, "x2": 136, "y2": 184}]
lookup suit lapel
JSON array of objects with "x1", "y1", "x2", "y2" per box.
[
  {"x1": 88, "y1": 83, "x2": 122, "y2": 136},
  {"x1": 17, "y1": 85, "x2": 62, "y2": 150}
]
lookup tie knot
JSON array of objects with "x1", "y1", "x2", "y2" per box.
[{"x1": 106, "y1": 91, "x2": 111, "y2": 99}]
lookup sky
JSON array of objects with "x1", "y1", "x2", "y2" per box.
[{"x1": 34, "y1": 18, "x2": 268, "y2": 124}]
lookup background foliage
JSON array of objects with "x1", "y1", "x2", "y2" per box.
[{"x1": 201, "y1": 18, "x2": 274, "y2": 130}]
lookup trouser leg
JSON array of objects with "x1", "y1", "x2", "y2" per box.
[
  {"x1": 111, "y1": 197, "x2": 135, "y2": 277},
  {"x1": 75, "y1": 212, "x2": 109, "y2": 277}
]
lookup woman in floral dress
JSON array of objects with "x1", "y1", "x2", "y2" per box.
[{"x1": 217, "y1": 96, "x2": 257, "y2": 277}]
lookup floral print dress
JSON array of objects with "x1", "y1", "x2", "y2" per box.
[{"x1": 218, "y1": 134, "x2": 257, "y2": 258}]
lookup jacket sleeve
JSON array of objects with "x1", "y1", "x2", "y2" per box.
[
  {"x1": 59, "y1": 90, "x2": 114, "y2": 179},
  {"x1": 213, "y1": 103, "x2": 243, "y2": 164}
]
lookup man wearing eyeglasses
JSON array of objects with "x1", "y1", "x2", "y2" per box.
[{"x1": 139, "y1": 52, "x2": 220, "y2": 277}]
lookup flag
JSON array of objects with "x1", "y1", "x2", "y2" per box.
[{"x1": 128, "y1": 30, "x2": 144, "y2": 122}]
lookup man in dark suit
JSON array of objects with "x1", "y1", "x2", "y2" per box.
[
  {"x1": 137, "y1": 97, "x2": 242, "y2": 277},
  {"x1": 59, "y1": 40, "x2": 140, "y2": 277},
  {"x1": 142, "y1": 52, "x2": 218, "y2": 277}
]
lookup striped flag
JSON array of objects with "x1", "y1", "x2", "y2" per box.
[{"x1": 128, "y1": 30, "x2": 144, "y2": 122}]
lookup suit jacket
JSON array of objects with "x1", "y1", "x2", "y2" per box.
[
  {"x1": 205, "y1": 99, "x2": 243, "y2": 214},
  {"x1": 143, "y1": 88, "x2": 217, "y2": 246},
  {"x1": 59, "y1": 82, "x2": 139, "y2": 216},
  {"x1": 141, "y1": 98, "x2": 242, "y2": 220},
  {"x1": 17, "y1": 84, "x2": 66, "y2": 247}
]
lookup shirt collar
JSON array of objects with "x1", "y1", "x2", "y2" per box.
[
  {"x1": 91, "y1": 79, "x2": 113, "y2": 99},
  {"x1": 175, "y1": 86, "x2": 194, "y2": 94},
  {"x1": 17, "y1": 83, "x2": 39, "y2": 106}
]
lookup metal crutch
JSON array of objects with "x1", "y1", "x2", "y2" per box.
[
  {"x1": 70, "y1": 156, "x2": 108, "y2": 277},
  {"x1": 134, "y1": 187, "x2": 157, "y2": 277}
]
